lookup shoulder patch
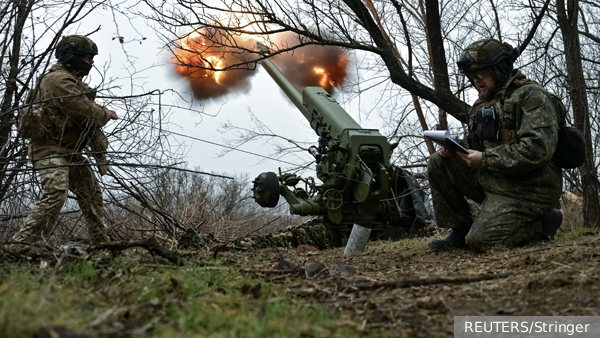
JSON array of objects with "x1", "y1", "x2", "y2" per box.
[{"x1": 522, "y1": 97, "x2": 544, "y2": 112}]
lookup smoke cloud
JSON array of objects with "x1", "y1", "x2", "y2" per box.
[
  {"x1": 173, "y1": 30, "x2": 349, "y2": 100},
  {"x1": 271, "y1": 40, "x2": 349, "y2": 95}
]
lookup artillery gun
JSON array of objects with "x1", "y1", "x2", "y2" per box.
[{"x1": 252, "y1": 45, "x2": 432, "y2": 246}]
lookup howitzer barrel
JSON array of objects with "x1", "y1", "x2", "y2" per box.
[
  {"x1": 259, "y1": 58, "x2": 309, "y2": 118},
  {"x1": 257, "y1": 44, "x2": 361, "y2": 138}
]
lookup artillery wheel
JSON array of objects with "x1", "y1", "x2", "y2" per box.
[
  {"x1": 323, "y1": 189, "x2": 343, "y2": 210},
  {"x1": 252, "y1": 172, "x2": 280, "y2": 207}
]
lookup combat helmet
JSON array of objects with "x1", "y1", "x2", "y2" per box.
[
  {"x1": 55, "y1": 35, "x2": 98, "y2": 62},
  {"x1": 457, "y1": 38, "x2": 519, "y2": 85},
  {"x1": 55, "y1": 35, "x2": 98, "y2": 75}
]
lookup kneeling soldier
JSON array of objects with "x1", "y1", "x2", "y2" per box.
[{"x1": 428, "y1": 38, "x2": 563, "y2": 252}]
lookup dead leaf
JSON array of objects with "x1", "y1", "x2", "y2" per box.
[
  {"x1": 305, "y1": 262, "x2": 326, "y2": 277},
  {"x1": 287, "y1": 285, "x2": 316, "y2": 297},
  {"x1": 274, "y1": 256, "x2": 300, "y2": 273},
  {"x1": 337, "y1": 262, "x2": 356, "y2": 275},
  {"x1": 296, "y1": 244, "x2": 319, "y2": 255},
  {"x1": 416, "y1": 296, "x2": 447, "y2": 313},
  {"x1": 211, "y1": 242, "x2": 230, "y2": 258},
  {"x1": 297, "y1": 244, "x2": 319, "y2": 253}
]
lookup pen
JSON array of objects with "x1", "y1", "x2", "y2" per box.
[{"x1": 437, "y1": 136, "x2": 458, "y2": 152}]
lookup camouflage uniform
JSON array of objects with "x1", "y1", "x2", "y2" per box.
[
  {"x1": 428, "y1": 70, "x2": 563, "y2": 252},
  {"x1": 13, "y1": 36, "x2": 111, "y2": 245}
]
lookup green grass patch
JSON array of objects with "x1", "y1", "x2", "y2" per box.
[{"x1": 0, "y1": 254, "x2": 364, "y2": 337}]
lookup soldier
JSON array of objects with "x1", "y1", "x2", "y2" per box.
[
  {"x1": 428, "y1": 38, "x2": 563, "y2": 252},
  {"x1": 12, "y1": 35, "x2": 118, "y2": 246}
]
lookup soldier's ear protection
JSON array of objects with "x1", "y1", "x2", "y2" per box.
[{"x1": 57, "y1": 42, "x2": 78, "y2": 64}]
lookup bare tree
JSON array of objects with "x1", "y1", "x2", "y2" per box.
[{"x1": 556, "y1": 0, "x2": 600, "y2": 227}]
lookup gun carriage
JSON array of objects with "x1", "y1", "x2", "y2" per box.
[{"x1": 252, "y1": 45, "x2": 431, "y2": 246}]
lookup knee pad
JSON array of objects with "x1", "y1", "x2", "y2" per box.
[{"x1": 465, "y1": 230, "x2": 486, "y2": 253}]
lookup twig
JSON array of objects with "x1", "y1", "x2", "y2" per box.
[
  {"x1": 87, "y1": 238, "x2": 183, "y2": 265},
  {"x1": 142, "y1": 264, "x2": 227, "y2": 270},
  {"x1": 241, "y1": 268, "x2": 298, "y2": 275},
  {"x1": 509, "y1": 240, "x2": 597, "y2": 258},
  {"x1": 352, "y1": 272, "x2": 513, "y2": 291},
  {"x1": 190, "y1": 227, "x2": 210, "y2": 247},
  {"x1": 239, "y1": 216, "x2": 282, "y2": 238},
  {"x1": 37, "y1": 248, "x2": 68, "y2": 311}
]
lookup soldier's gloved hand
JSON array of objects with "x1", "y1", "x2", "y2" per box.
[
  {"x1": 438, "y1": 146, "x2": 453, "y2": 158},
  {"x1": 457, "y1": 149, "x2": 483, "y2": 169},
  {"x1": 106, "y1": 109, "x2": 118, "y2": 120}
]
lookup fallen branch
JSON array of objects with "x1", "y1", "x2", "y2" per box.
[
  {"x1": 353, "y1": 272, "x2": 513, "y2": 291},
  {"x1": 87, "y1": 238, "x2": 183, "y2": 265},
  {"x1": 509, "y1": 240, "x2": 598, "y2": 258},
  {"x1": 242, "y1": 268, "x2": 298, "y2": 275}
]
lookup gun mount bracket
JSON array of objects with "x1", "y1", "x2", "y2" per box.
[{"x1": 323, "y1": 189, "x2": 343, "y2": 210}]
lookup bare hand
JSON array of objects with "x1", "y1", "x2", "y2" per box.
[
  {"x1": 106, "y1": 109, "x2": 118, "y2": 120},
  {"x1": 457, "y1": 150, "x2": 483, "y2": 169},
  {"x1": 438, "y1": 147, "x2": 453, "y2": 158}
]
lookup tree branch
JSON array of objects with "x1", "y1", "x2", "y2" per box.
[{"x1": 87, "y1": 237, "x2": 183, "y2": 265}]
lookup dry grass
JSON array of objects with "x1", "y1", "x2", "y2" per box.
[{"x1": 237, "y1": 225, "x2": 600, "y2": 336}]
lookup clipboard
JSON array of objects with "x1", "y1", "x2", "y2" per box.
[{"x1": 424, "y1": 130, "x2": 470, "y2": 154}]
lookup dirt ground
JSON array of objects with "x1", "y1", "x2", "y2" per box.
[
  {"x1": 236, "y1": 227, "x2": 600, "y2": 337},
  {"x1": 2, "y1": 224, "x2": 598, "y2": 337}
]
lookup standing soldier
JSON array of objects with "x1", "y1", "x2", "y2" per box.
[
  {"x1": 427, "y1": 38, "x2": 563, "y2": 252},
  {"x1": 12, "y1": 35, "x2": 118, "y2": 246}
]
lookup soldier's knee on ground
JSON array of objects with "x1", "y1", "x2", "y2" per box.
[{"x1": 464, "y1": 230, "x2": 489, "y2": 253}]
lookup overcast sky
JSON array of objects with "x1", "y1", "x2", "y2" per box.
[
  {"x1": 61, "y1": 0, "x2": 475, "y2": 179},
  {"x1": 67, "y1": 2, "x2": 377, "y2": 179}
]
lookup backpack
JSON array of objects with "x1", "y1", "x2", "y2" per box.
[
  {"x1": 551, "y1": 96, "x2": 585, "y2": 169},
  {"x1": 18, "y1": 105, "x2": 46, "y2": 140}
]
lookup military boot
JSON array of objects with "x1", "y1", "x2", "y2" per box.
[
  {"x1": 540, "y1": 208, "x2": 563, "y2": 241},
  {"x1": 429, "y1": 228, "x2": 470, "y2": 252}
]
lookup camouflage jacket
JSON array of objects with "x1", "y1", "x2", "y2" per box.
[
  {"x1": 469, "y1": 70, "x2": 562, "y2": 212},
  {"x1": 28, "y1": 63, "x2": 110, "y2": 161}
]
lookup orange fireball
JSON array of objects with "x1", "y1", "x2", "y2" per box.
[
  {"x1": 172, "y1": 29, "x2": 350, "y2": 100},
  {"x1": 272, "y1": 40, "x2": 349, "y2": 94},
  {"x1": 173, "y1": 30, "x2": 257, "y2": 100}
]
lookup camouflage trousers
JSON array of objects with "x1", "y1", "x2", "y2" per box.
[
  {"x1": 12, "y1": 155, "x2": 109, "y2": 245},
  {"x1": 428, "y1": 153, "x2": 549, "y2": 252}
]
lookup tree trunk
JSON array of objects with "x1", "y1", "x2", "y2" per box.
[
  {"x1": 344, "y1": 0, "x2": 469, "y2": 123},
  {"x1": 0, "y1": 0, "x2": 31, "y2": 200},
  {"x1": 424, "y1": 0, "x2": 450, "y2": 95},
  {"x1": 556, "y1": 0, "x2": 600, "y2": 228}
]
